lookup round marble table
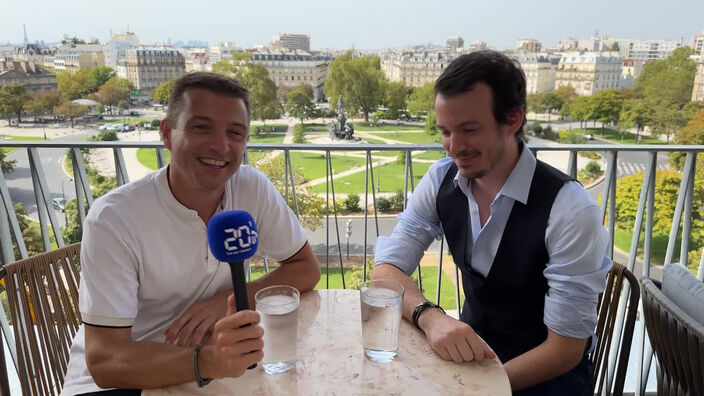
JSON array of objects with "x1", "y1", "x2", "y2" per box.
[{"x1": 144, "y1": 289, "x2": 511, "y2": 395}]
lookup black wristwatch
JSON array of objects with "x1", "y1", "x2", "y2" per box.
[
  {"x1": 412, "y1": 301, "x2": 446, "y2": 330},
  {"x1": 193, "y1": 344, "x2": 213, "y2": 387}
]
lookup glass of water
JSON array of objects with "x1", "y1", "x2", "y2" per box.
[
  {"x1": 255, "y1": 285, "x2": 300, "y2": 375},
  {"x1": 359, "y1": 279, "x2": 405, "y2": 363}
]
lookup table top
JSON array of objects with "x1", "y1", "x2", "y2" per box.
[{"x1": 144, "y1": 289, "x2": 511, "y2": 395}]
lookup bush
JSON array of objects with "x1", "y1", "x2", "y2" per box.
[
  {"x1": 97, "y1": 130, "x2": 118, "y2": 141},
  {"x1": 389, "y1": 190, "x2": 405, "y2": 212},
  {"x1": 530, "y1": 122, "x2": 543, "y2": 134},
  {"x1": 580, "y1": 151, "x2": 600, "y2": 160},
  {"x1": 343, "y1": 193, "x2": 361, "y2": 212},
  {"x1": 578, "y1": 160, "x2": 603, "y2": 183},
  {"x1": 558, "y1": 130, "x2": 587, "y2": 144},
  {"x1": 293, "y1": 124, "x2": 306, "y2": 143},
  {"x1": 150, "y1": 119, "x2": 161, "y2": 128},
  {"x1": 376, "y1": 197, "x2": 392, "y2": 212}
]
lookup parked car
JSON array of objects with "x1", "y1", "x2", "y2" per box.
[
  {"x1": 52, "y1": 198, "x2": 66, "y2": 212},
  {"x1": 585, "y1": 133, "x2": 595, "y2": 140}
]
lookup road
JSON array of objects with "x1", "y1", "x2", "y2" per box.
[{"x1": 4, "y1": 130, "x2": 96, "y2": 226}]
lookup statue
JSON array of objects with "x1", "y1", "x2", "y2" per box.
[{"x1": 328, "y1": 96, "x2": 358, "y2": 141}]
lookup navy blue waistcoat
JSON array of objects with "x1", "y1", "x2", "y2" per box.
[{"x1": 436, "y1": 159, "x2": 571, "y2": 363}]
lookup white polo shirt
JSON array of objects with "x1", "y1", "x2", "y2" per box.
[{"x1": 62, "y1": 165, "x2": 307, "y2": 395}]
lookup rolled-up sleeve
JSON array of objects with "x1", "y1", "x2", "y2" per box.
[
  {"x1": 543, "y1": 182, "x2": 612, "y2": 339},
  {"x1": 374, "y1": 162, "x2": 447, "y2": 275}
]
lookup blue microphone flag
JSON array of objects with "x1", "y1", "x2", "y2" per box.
[{"x1": 207, "y1": 210, "x2": 259, "y2": 262}]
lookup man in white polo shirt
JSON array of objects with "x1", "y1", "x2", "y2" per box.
[{"x1": 61, "y1": 72, "x2": 321, "y2": 395}]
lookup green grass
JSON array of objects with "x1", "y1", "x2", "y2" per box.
[
  {"x1": 1, "y1": 136, "x2": 46, "y2": 154},
  {"x1": 613, "y1": 227, "x2": 682, "y2": 265},
  {"x1": 303, "y1": 123, "x2": 328, "y2": 132},
  {"x1": 101, "y1": 118, "x2": 153, "y2": 125},
  {"x1": 413, "y1": 151, "x2": 446, "y2": 160},
  {"x1": 136, "y1": 148, "x2": 171, "y2": 170},
  {"x1": 290, "y1": 151, "x2": 365, "y2": 181},
  {"x1": 361, "y1": 137, "x2": 387, "y2": 145},
  {"x1": 353, "y1": 123, "x2": 424, "y2": 131},
  {"x1": 249, "y1": 134, "x2": 286, "y2": 144},
  {"x1": 572, "y1": 128, "x2": 665, "y2": 145},
  {"x1": 310, "y1": 161, "x2": 432, "y2": 194},
  {"x1": 368, "y1": 132, "x2": 441, "y2": 145},
  {"x1": 250, "y1": 266, "x2": 463, "y2": 309}
]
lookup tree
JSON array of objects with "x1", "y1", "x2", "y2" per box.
[
  {"x1": 25, "y1": 90, "x2": 63, "y2": 121},
  {"x1": 384, "y1": 81, "x2": 409, "y2": 119},
  {"x1": 568, "y1": 96, "x2": 594, "y2": 127},
  {"x1": 682, "y1": 101, "x2": 704, "y2": 123},
  {"x1": 635, "y1": 47, "x2": 696, "y2": 109},
  {"x1": 0, "y1": 149, "x2": 16, "y2": 173},
  {"x1": 151, "y1": 78, "x2": 176, "y2": 104},
  {"x1": 213, "y1": 53, "x2": 282, "y2": 124},
  {"x1": 97, "y1": 77, "x2": 132, "y2": 114},
  {"x1": 54, "y1": 102, "x2": 89, "y2": 127},
  {"x1": 526, "y1": 93, "x2": 543, "y2": 120},
  {"x1": 254, "y1": 156, "x2": 324, "y2": 231},
  {"x1": 554, "y1": 86, "x2": 578, "y2": 106},
  {"x1": 610, "y1": 42, "x2": 620, "y2": 52},
  {"x1": 324, "y1": 52, "x2": 387, "y2": 122},
  {"x1": 88, "y1": 66, "x2": 116, "y2": 91},
  {"x1": 670, "y1": 108, "x2": 704, "y2": 169},
  {"x1": 11, "y1": 203, "x2": 45, "y2": 258},
  {"x1": 292, "y1": 123, "x2": 306, "y2": 143},
  {"x1": 285, "y1": 86, "x2": 316, "y2": 125},
  {"x1": 407, "y1": 82, "x2": 435, "y2": 116},
  {"x1": 650, "y1": 103, "x2": 686, "y2": 143},
  {"x1": 619, "y1": 99, "x2": 650, "y2": 141},
  {"x1": 56, "y1": 66, "x2": 116, "y2": 100},
  {"x1": 591, "y1": 89, "x2": 623, "y2": 134},
  {"x1": 615, "y1": 170, "x2": 704, "y2": 248},
  {"x1": 0, "y1": 83, "x2": 30, "y2": 124},
  {"x1": 424, "y1": 111, "x2": 439, "y2": 137}
]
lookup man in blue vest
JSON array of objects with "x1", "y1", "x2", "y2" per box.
[{"x1": 373, "y1": 51, "x2": 611, "y2": 395}]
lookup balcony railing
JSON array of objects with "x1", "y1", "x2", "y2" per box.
[{"x1": 2, "y1": 140, "x2": 704, "y2": 395}]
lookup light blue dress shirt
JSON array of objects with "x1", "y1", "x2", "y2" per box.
[{"x1": 374, "y1": 147, "x2": 612, "y2": 340}]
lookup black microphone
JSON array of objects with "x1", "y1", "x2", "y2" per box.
[{"x1": 207, "y1": 210, "x2": 259, "y2": 369}]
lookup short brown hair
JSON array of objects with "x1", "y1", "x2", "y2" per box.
[
  {"x1": 166, "y1": 72, "x2": 251, "y2": 127},
  {"x1": 435, "y1": 51, "x2": 527, "y2": 142}
]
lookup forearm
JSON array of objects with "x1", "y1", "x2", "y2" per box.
[
  {"x1": 503, "y1": 332, "x2": 586, "y2": 391},
  {"x1": 372, "y1": 263, "x2": 427, "y2": 322},
  {"x1": 87, "y1": 338, "x2": 195, "y2": 389}
]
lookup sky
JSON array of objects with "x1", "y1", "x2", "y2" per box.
[{"x1": 2, "y1": 0, "x2": 703, "y2": 50}]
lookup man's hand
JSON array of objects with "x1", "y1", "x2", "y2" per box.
[
  {"x1": 419, "y1": 308, "x2": 495, "y2": 363},
  {"x1": 164, "y1": 291, "x2": 228, "y2": 347},
  {"x1": 200, "y1": 294, "x2": 264, "y2": 379}
]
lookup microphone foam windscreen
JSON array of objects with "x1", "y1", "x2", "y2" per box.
[{"x1": 207, "y1": 210, "x2": 259, "y2": 262}]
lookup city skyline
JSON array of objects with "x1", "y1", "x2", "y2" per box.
[{"x1": 2, "y1": 0, "x2": 703, "y2": 50}]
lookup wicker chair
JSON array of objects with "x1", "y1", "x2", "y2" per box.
[
  {"x1": 590, "y1": 263, "x2": 640, "y2": 396},
  {"x1": 641, "y1": 277, "x2": 704, "y2": 396},
  {"x1": 0, "y1": 243, "x2": 82, "y2": 396}
]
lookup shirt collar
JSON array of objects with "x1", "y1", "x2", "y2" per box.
[
  {"x1": 155, "y1": 165, "x2": 231, "y2": 225},
  {"x1": 452, "y1": 141, "x2": 536, "y2": 205}
]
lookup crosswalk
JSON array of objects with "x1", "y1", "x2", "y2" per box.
[{"x1": 616, "y1": 162, "x2": 669, "y2": 177}]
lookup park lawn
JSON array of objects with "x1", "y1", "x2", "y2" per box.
[
  {"x1": 101, "y1": 118, "x2": 154, "y2": 125},
  {"x1": 612, "y1": 227, "x2": 685, "y2": 266},
  {"x1": 368, "y1": 132, "x2": 441, "y2": 145},
  {"x1": 136, "y1": 148, "x2": 171, "y2": 170},
  {"x1": 310, "y1": 161, "x2": 431, "y2": 194},
  {"x1": 573, "y1": 128, "x2": 665, "y2": 145},
  {"x1": 361, "y1": 136, "x2": 387, "y2": 145},
  {"x1": 303, "y1": 123, "x2": 328, "y2": 132},
  {"x1": 249, "y1": 133, "x2": 286, "y2": 144},
  {"x1": 289, "y1": 151, "x2": 365, "y2": 181},
  {"x1": 353, "y1": 123, "x2": 424, "y2": 131},
  {"x1": 413, "y1": 150, "x2": 446, "y2": 160},
  {"x1": 249, "y1": 265, "x2": 463, "y2": 309},
  {"x1": 1, "y1": 136, "x2": 46, "y2": 154}
]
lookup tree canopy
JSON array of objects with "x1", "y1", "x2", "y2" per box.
[
  {"x1": 0, "y1": 83, "x2": 30, "y2": 124},
  {"x1": 407, "y1": 82, "x2": 435, "y2": 116},
  {"x1": 324, "y1": 52, "x2": 386, "y2": 122},
  {"x1": 213, "y1": 53, "x2": 282, "y2": 124},
  {"x1": 285, "y1": 85, "x2": 316, "y2": 125}
]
